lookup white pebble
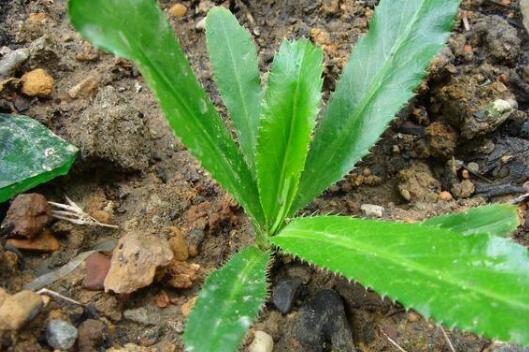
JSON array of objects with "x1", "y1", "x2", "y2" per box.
[
  {"x1": 360, "y1": 204, "x2": 384, "y2": 218},
  {"x1": 248, "y1": 330, "x2": 273, "y2": 352}
]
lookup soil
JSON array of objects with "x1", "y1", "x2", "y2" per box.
[{"x1": 1, "y1": 0, "x2": 529, "y2": 351}]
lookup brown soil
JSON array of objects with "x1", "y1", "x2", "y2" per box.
[{"x1": 1, "y1": 0, "x2": 529, "y2": 351}]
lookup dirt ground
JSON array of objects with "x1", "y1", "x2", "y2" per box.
[{"x1": 1, "y1": 0, "x2": 529, "y2": 351}]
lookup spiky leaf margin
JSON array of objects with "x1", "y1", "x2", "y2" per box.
[{"x1": 272, "y1": 216, "x2": 529, "y2": 346}]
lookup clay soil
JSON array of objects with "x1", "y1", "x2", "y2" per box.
[{"x1": 1, "y1": 0, "x2": 529, "y2": 351}]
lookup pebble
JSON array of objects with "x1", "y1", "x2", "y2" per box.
[
  {"x1": 288, "y1": 289, "x2": 354, "y2": 351},
  {"x1": 186, "y1": 228, "x2": 205, "y2": 257},
  {"x1": 181, "y1": 296, "x2": 196, "y2": 318},
  {"x1": 104, "y1": 232, "x2": 173, "y2": 294},
  {"x1": 6, "y1": 229, "x2": 60, "y2": 252},
  {"x1": 272, "y1": 278, "x2": 302, "y2": 314},
  {"x1": 438, "y1": 191, "x2": 453, "y2": 201},
  {"x1": 83, "y1": 252, "x2": 111, "y2": 291},
  {"x1": 77, "y1": 319, "x2": 108, "y2": 352},
  {"x1": 123, "y1": 304, "x2": 179, "y2": 326},
  {"x1": 467, "y1": 162, "x2": 479, "y2": 174},
  {"x1": 195, "y1": 17, "x2": 206, "y2": 30},
  {"x1": 68, "y1": 73, "x2": 101, "y2": 99},
  {"x1": 168, "y1": 228, "x2": 189, "y2": 261},
  {"x1": 249, "y1": 330, "x2": 274, "y2": 352},
  {"x1": 168, "y1": 3, "x2": 187, "y2": 18},
  {"x1": 46, "y1": 319, "x2": 78, "y2": 350},
  {"x1": 360, "y1": 204, "x2": 384, "y2": 218},
  {"x1": 20, "y1": 68, "x2": 54, "y2": 97},
  {"x1": 0, "y1": 48, "x2": 29, "y2": 76},
  {"x1": 0, "y1": 290, "x2": 43, "y2": 330},
  {"x1": 1, "y1": 193, "x2": 52, "y2": 239}
]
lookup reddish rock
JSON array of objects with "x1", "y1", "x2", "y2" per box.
[
  {"x1": 1, "y1": 193, "x2": 51, "y2": 239},
  {"x1": 6, "y1": 229, "x2": 60, "y2": 252},
  {"x1": 83, "y1": 252, "x2": 111, "y2": 291}
]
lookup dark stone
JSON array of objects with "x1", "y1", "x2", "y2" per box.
[
  {"x1": 272, "y1": 278, "x2": 302, "y2": 314},
  {"x1": 288, "y1": 289, "x2": 355, "y2": 352}
]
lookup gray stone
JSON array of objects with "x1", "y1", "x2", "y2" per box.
[
  {"x1": 0, "y1": 48, "x2": 29, "y2": 77},
  {"x1": 492, "y1": 342, "x2": 529, "y2": 352},
  {"x1": 288, "y1": 289, "x2": 355, "y2": 352},
  {"x1": 272, "y1": 278, "x2": 302, "y2": 314},
  {"x1": 124, "y1": 304, "x2": 179, "y2": 326},
  {"x1": 46, "y1": 319, "x2": 78, "y2": 350}
]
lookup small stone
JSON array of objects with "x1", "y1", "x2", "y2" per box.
[
  {"x1": 20, "y1": 68, "x2": 54, "y2": 97},
  {"x1": 249, "y1": 330, "x2": 274, "y2": 352},
  {"x1": 1, "y1": 193, "x2": 52, "y2": 239},
  {"x1": 83, "y1": 252, "x2": 111, "y2": 291},
  {"x1": 68, "y1": 73, "x2": 101, "y2": 99},
  {"x1": 451, "y1": 180, "x2": 475, "y2": 199},
  {"x1": 407, "y1": 311, "x2": 421, "y2": 322},
  {"x1": 438, "y1": 191, "x2": 453, "y2": 201},
  {"x1": 6, "y1": 229, "x2": 60, "y2": 252},
  {"x1": 195, "y1": 17, "x2": 206, "y2": 30},
  {"x1": 461, "y1": 169, "x2": 470, "y2": 179},
  {"x1": 77, "y1": 319, "x2": 108, "y2": 352},
  {"x1": 272, "y1": 278, "x2": 302, "y2": 314},
  {"x1": 197, "y1": 0, "x2": 214, "y2": 13},
  {"x1": 0, "y1": 290, "x2": 43, "y2": 330},
  {"x1": 154, "y1": 290, "x2": 170, "y2": 308},
  {"x1": 185, "y1": 228, "x2": 205, "y2": 257},
  {"x1": 0, "y1": 48, "x2": 29, "y2": 76},
  {"x1": 165, "y1": 260, "x2": 200, "y2": 289},
  {"x1": 123, "y1": 304, "x2": 179, "y2": 326},
  {"x1": 168, "y1": 228, "x2": 189, "y2": 261},
  {"x1": 168, "y1": 3, "x2": 187, "y2": 18},
  {"x1": 104, "y1": 233, "x2": 173, "y2": 294},
  {"x1": 46, "y1": 319, "x2": 78, "y2": 350},
  {"x1": 360, "y1": 204, "x2": 384, "y2": 218},
  {"x1": 181, "y1": 296, "x2": 197, "y2": 318},
  {"x1": 467, "y1": 162, "x2": 479, "y2": 173},
  {"x1": 288, "y1": 289, "x2": 354, "y2": 351}
]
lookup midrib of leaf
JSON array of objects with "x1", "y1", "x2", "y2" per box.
[
  {"x1": 91, "y1": 3, "x2": 264, "y2": 225},
  {"x1": 281, "y1": 226, "x2": 529, "y2": 312},
  {"x1": 319, "y1": 2, "x2": 426, "y2": 169},
  {"x1": 269, "y1": 50, "x2": 310, "y2": 233},
  {"x1": 218, "y1": 19, "x2": 258, "y2": 170},
  {"x1": 210, "y1": 251, "x2": 266, "y2": 349}
]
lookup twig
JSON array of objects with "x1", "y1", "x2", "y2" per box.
[
  {"x1": 49, "y1": 196, "x2": 118, "y2": 229},
  {"x1": 462, "y1": 15, "x2": 471, "y2": 31},
  {"x1": 440, "y1": 326, "x2": 457, "y2": 352},
  {"x1": 382, "y1": 331, "x2": 408, "y2": 352},
  {"x1": 36, "y1": 288, "x2": 83, "y2": 306}
]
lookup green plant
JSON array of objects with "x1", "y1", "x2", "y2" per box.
[
  {"x1": 0, "y1": 114, "x2": 78, "y2": 203},
  {"x1": 68, "y1": 0, "x2": 529, "y2": 350}
]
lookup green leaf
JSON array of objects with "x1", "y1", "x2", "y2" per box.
[
  {"x1": 272, "y1": 216, "x2": 529, "y2": 346},
  {"x1": 256, "y1": 40, "x2": 323, "y2": 233},
  {"x1": 206, "y1": 7, "x2": 261, "y2": 173},
  {"x1": 292, "y1": 0, "x2": 460, "y2": 214},
  {"x1": 423, "y1": 204, "x2": 520, "y2": 237},
  {"x1": 184, "y1": 245, "x2": 271, "y2": 352},
  {"x1": 68, "y1": 0, "x2": 265, "y2": 227},
  {"x1": 0, "y1": 114, "x2": 78, "y2": 203}
]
